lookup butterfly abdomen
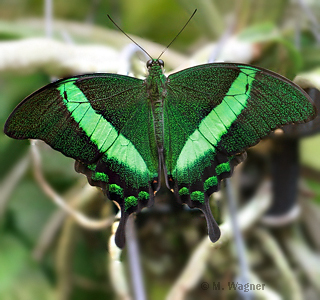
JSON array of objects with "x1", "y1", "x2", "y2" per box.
[
  {"x1": 151, "y1": 98, "x2": 165, "y2": 148},
  {"x1": 146, "y1": 66, "x2": 167, "y2": 151}
]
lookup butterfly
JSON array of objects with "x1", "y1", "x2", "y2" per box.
[{"x1": 4, "y1": 58, "x2": 316, "y2": 248}]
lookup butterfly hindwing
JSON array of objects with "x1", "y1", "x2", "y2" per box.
[{"x1": 4, "y1": 73, "x2": 160, "y2": 247}]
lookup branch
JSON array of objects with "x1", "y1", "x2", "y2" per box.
[
  {"x1": 108, "y1": 213, "x2": 132, "y2": 300},
  {"x1": 32, "y1": 179, "x2": 110, "y2": 261},
  {"x1": 0, "y1": 31, "x2": 187, "y2": 77},
  {"x1": 253, "y1": 228, "x2": 303, "y2": 300},
  {"x1": 283, "y1": 227, "x2": 320, "y2": 293},
  {"x1": 0, "y1": 38, "x2": 119, "y2": 76},
  {"x1": 56, "y1": 217, "x2": 77, "y2": 300},
  {"x1": 0, "y1": 152, "x2": 30, "y2": 218},
  {"x1": 166, "y1": 181, "x2": 272, "y2": 300},
  {"x1": 30, "y1": 140, "x2": 114, "y2": 230}
]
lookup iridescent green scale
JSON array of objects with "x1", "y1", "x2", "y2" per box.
[{"x1": 4, "y1": 59, "x2": 316, "y2": 248}]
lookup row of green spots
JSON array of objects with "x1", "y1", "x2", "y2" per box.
[
  {"x1": 216, "y1": 162, "x2": 230, "y2": 175},
  {"x1": 190, "y1": 191, "x2": 205, "y2": 204},
  {"x1": 204, "y1": 176, "x2": 218, "y2": 191},
  {"x1": 91, "y1": 172, "x2": 109, "y2": 182},
  {"x1": 124, "y1": 191, "x2": 150, "y2": 211},
  {"x1": 108, "y1": 183, "x2": 150, "y2": 205},
  {"x1": 178, "y1": 188, "x2": 205, "y2": 204}
]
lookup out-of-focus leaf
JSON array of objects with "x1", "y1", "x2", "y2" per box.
[
  {"x1": 0, "y1": 72, "x2": 48, "y2": 179},
  {"x1": 9, "y1": 179, "x2": 56, "y2": 244},
  {"x1": 177, "y1": 0, "x2": 225, "y2": 39},
  {"x1": 0, "y1": 233, "x2": 55, "y2": 300},
  {"x1": 238, "y1": 22, "x2": 279, "y2": 43},
  {"x1": 253, "y1": 40, "x2": 302, "y2": 79},
  {"x1": 0, "y1": 234, "x2": 29, "y2": 291},
  {"x1": 276, "y1": 37, "x2": 303, "y2": 76},
  {"x1": 301, "y1": 46, "x2": 320, "y2": 72},
  {"x1": 306, "y1": 178, "x2": 320, "y2": 205},
  {"x1": 235, "y1": 0, "x2": 288, "y2": 29},
  {"x1": 40, "y1": 144, "x2": 81, "y2": 192},
  {"x1": 238, "y1": 23, "x2": 303, "y2": 78}
]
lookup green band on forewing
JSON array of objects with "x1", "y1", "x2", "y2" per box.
[
  {"x1": 174, "y1": 68, "x2": 258, "y2": 175},
  {"x1": 174, "y1": 129, "x2": 214, "y2": 176},
  {"x1": 58, "y1": 81, "x2": 118, "y2": 152},
  {"x1": 57, "y1": 81, "x2": 150, "y2": 182},
  {"x1": 105, "y1": 134, "x2": 149, "y2": 178},
  {"x1": 199, "y1": 68, "x2": 257, "y2": 145}
]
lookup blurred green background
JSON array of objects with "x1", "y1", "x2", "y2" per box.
[{"x1": 1, "y1": 0, "x2": 320, "y2": 299}]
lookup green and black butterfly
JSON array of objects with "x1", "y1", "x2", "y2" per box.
[{"x1": 4, "y1": 58, "x2": 316, "y2": 248}]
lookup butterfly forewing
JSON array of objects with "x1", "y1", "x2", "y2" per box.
[
  {"x1": 4, "y1": 73, "x2": 160, "y2": 247},
  {"x1": 166, "y1": 63, "x2": 315, "y2": 162}
]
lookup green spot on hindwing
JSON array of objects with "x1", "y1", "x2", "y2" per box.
[
  {"x1": 204, "y1": 176, "x2": 218, "y2": 191},
  {"x1": 179, "y1": 187, "x2": 189, "y2": 196},
  {"x1": 138, "y1": 191, "x2": 149, "y2": 201},
  {"x1": 215, "y1": 162, "x2": 230, "y2": 175},
  {"x1": 109, "y1": 184, "x2": 123, "y2": 197},
  {"x1": 190, "y1": 191, "x2": 205, "y2": 204},
  {"x1": 125, "y1": 196, "x2": 138, "y2": 211},
  {"x1": 91, "y1": 172, "x2": 108, "y2": 182}
]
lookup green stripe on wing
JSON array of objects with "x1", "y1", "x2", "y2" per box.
[
  {"x1": 57, "y1": 81, "x2": 150, "y2": 184},
  {"x1": 173, "y1": 67, "x2": 257, "y2": 180}
]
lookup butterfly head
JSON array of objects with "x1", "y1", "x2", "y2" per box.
[{"x1": 146, "y1": 59, "x2": 164, "y2": 70}]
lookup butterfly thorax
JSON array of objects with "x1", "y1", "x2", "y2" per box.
[{"x1": 145, "y1": 59, "x2": 167, "y2": 150}]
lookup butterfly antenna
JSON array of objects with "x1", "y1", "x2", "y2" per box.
[
  {"x1": 107, "y1": 15, "x2": 153, "y2": 60},
  {"x1": 158, "y1": 9, "x2": 197, "y2": 60}
]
